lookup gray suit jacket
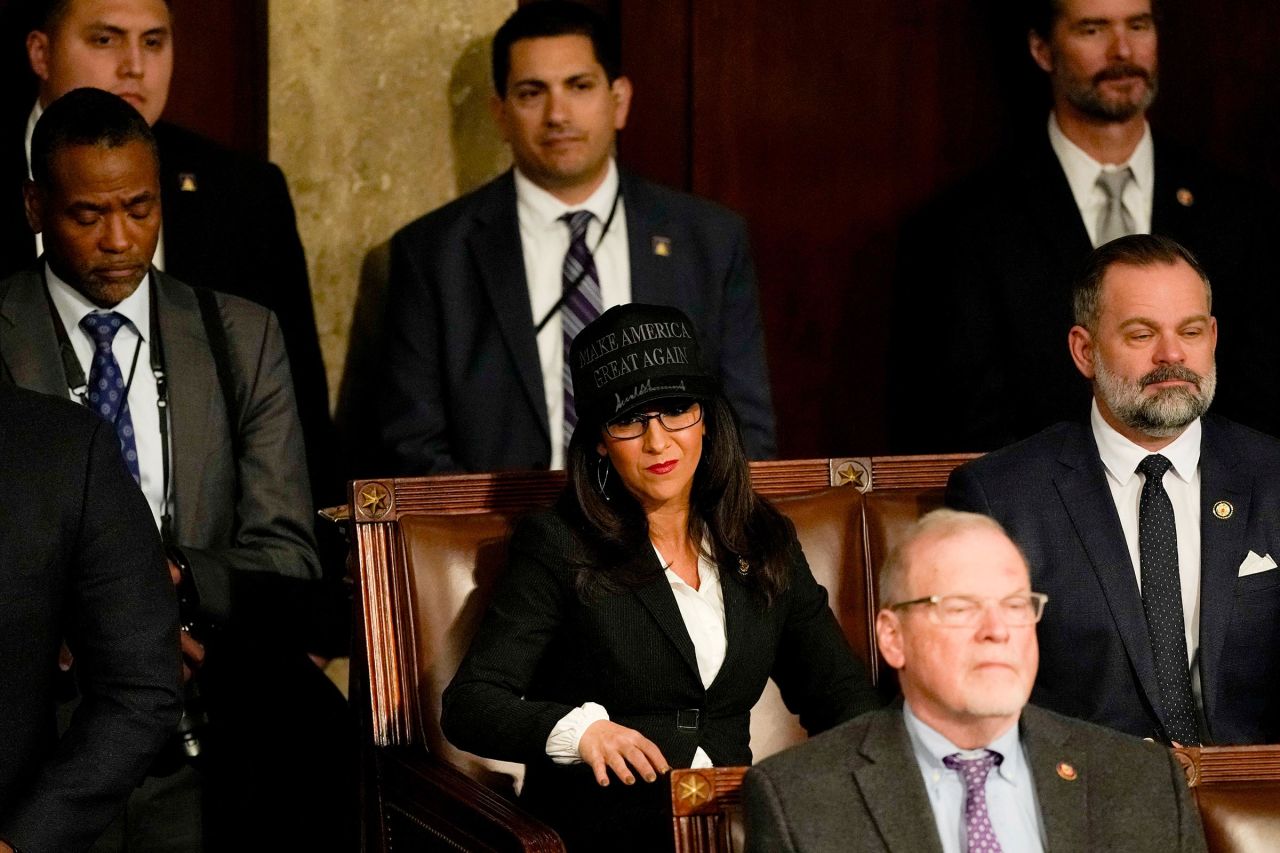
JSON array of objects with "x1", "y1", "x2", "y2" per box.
[
  {"x1": 744, "y1": 705, "x2": 1206, "y2": 853},
  {"x1": 0, "y1": 265, "x2": 319, "y2": 622}
]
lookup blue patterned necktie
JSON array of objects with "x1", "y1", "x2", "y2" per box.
[
  {"x1": 80, "y1": 311, "x2": 141, "y2": 483},
  {"x1": 560, "y1": 210, "x2": 602, "y2": 451},
  {"x1": 943, "y1": 750, "x2": 1004, "y2": 853},
  {"x1": 1137, "y1": 453, "x2": 1200, "y2": 745}
]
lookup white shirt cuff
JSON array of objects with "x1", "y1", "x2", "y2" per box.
[{"x1": 545, "y1": 702, "x2": 610, "y2": 764}]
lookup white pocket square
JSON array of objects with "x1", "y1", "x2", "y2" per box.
[{"x1": 1238, "y1": 551, "x2": 1277, "y2": 577}]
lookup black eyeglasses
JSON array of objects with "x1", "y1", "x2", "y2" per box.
[
  {"x1": 887, "y1": 592, "x2": 1049, "y2": 627},
  {"x1": 604, "y1": 401, "x2": 703, "y2": 440}
]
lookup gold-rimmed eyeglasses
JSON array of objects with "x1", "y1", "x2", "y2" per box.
[{"x1": 887, "y1": 592, "x2": 1049, "y2": 627}]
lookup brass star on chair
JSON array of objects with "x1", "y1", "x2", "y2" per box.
[
  {"x1": 676, "y1": 772, "x2": 712, "y2": 809},
  {"x1": 835, "y1": 460, "x2": 870, "y2": 491},
  {"x1": 357, "y1": 482, "x2": 392, "y2": 519}
]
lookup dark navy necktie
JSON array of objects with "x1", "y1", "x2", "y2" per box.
[
  {"x1": 943, "y1": 750, "x2": 1004, "y2": 853},
  {"x1": 80, "y1": 311, "x2": 141, "y2": 484},
  {"x1": 560, "y1": 210, "x2": 602, "y2": 451},
  {"x1": 1136, "y1": 453, "x2": 1200, "y2": 745}
]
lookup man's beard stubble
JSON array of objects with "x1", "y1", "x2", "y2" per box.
[
  {"x1": 1093, "y1": 357, "x2": 1216, "y2": 437},
  {"x1": 1065, "y1": 63, "x2": 1159, "y2": 123}
]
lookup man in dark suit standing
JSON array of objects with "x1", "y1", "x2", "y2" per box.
[
  {"x1": 377, "y1": 0, "x2": 775, "y2": 475},
  {"x1": 0, "y1": 384, "x2": 181, "y2": 853},
  {"x1": 948, "y1": 235, "x2": 1280, "y2": 746},
  {"x1": 744, "y1": 509, "x2": 1205, "y2": 853},
  {"x1": 2, "y1": 0, "x2": 336, "y2": 506},
  {"x1": 0, "y1": 88, "x2": 347, "y2": 851},
  {"x1": 889, "y1": 0, "x2": 1280, "y2": 452}
]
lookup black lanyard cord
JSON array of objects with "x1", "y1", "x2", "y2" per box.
[{"x1": 534, "y1": 185, "x2": 623, "y2": 335}]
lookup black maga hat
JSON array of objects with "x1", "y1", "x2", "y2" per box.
[{"x1": 569, "y1": 303, "x2": 717, "y2": 427}]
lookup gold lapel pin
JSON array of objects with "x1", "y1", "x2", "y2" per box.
[
  {"x1": 179, "y1": 172, "x2": 199, "y2": 192},
  {"x1": 1056, "y1": 762, "x2": 1078, "y2": 781},
  {"x1": 1213, "y1": 500, "x2": 1233, "y2": 520},
  {"x1": 652, "y1": 236, "x2": 672, "y2": 257},
  {"x1": 737, "y1": 557, "x2": 750, "y2": 576},
  {"x1": 1176, "y1": 188, "x2": 1194, "y2": 207}
]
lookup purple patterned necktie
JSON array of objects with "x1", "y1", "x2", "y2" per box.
[
  {"x1": 943, "y1": 750, "x2": 1004, "y2": 853},
  {"x1": 560, "y1": 209, "x2": 602, "y2": 451},
  {"x1": 80, "y1": 311, "x2": 141, "y2": 483}
]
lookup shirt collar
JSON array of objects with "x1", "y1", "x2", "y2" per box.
[
  {"x1": 45, "y1": 262, "x2": 153, "y2": 343},
  {"x1": 655, "y1": 542, "x2": 721, "y2": 594},
  {"x1": 903, "y1": 702, "x2": 1024, "y2": 785},
  {"x1": 1047, "y1": 112, "x2": 1154, "y2": 199},
  {"x1": 25, "y1": 100, "x2": 43, "y2": 178},
  {"x1": 514, "y1": 158, "x2": 620, "y2": 233},
  {"x1": 1091, "y1": 398, "x2": 1202, "y2": 486}
]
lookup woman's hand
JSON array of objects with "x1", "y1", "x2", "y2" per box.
[{"x1": 578, "y1": 720, "x2": 671, "y2": 787}]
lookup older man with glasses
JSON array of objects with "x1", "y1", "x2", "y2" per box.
[{"x1": 743, "y1": 509, "x2": 1206, "y2": 853}]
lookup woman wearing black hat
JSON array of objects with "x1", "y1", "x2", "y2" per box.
[{"x1": 442, "y1": 303, "x2": 879, "y2": 851}]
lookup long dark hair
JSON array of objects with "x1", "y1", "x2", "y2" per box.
[{"x1": 563, "y1": 394, "x2": 794, "y2": 604}]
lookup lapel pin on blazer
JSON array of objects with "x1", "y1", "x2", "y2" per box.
[
  {"x1": 652, "y1": 236, "x2": 672, "y2": 257},
  {"x1": 1176, "y1": 188, "x2": 1194, "y2": 207},
  {"x1": 1212, "y1": 500, "x2": 1234, "y2": 520},
  {"x1": 1056, "y1": 762, "x2": 1078, "y2": 781},
  {"x1": 179, "y1": 172, "x2": 199, "y2": 192},
  {"x1": 736, "y1": 556, "x2": 750, "y2": 576}
]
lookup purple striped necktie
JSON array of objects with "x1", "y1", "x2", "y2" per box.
[{"x1": 560, "y1": 209, "x2": 602, "y2": 451}]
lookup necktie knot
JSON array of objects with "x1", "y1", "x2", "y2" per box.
[
  {"x1": 79, "y1": 311, "x2": 128, "y2": 348},
  {"x1": 943, "y1": 750, "x2": 1003, "y2": 786},
  {"x1": 561, "y1": 210, "x2": 594, "y2": 243},
  {"x1": 1097, "y1": 167, "x2": 1134, "y2": 200},
  {"x1": 1138, "y1": 453, "x2": 1173, "y2": 480}
]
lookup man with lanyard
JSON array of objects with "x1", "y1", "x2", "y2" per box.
[
  {"x1": 0, "y1": 88, "x2": 333, "y2": 850},
  {"x1": 374, "y1": 0, "x2": 776, "y2": 476}
]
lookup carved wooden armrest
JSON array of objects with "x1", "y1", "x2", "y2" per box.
[
  {"x1": 671, "y1": 767, "x2": 750, "y2": 853},
  {"x1": 378, "y1": 747, "x2": 565, "y2": 853}
]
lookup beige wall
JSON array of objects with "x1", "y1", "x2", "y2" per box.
[{"x1": 268, "y1": 1, "x2": 516, "y2": 407}]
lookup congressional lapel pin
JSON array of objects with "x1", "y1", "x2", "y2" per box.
[
  {"x1": 1213, "y1": 500, "x2": 1234, "y2": 520},
  {"x1": 652, "y1": 236, "x2": 672, "y2": 257},
  {"x1": 736, "y1": 556, "x2": 750, "y2": 576},
  {"x1": 179, "y1": 172, "x2": 199, "y2": 192},
  {"x1": 1176, "y1": 188, "x2": 1194, "y2": 207},
  {"x1": 1056, "y1": 762, "x2": 1078, "y2": 781}
]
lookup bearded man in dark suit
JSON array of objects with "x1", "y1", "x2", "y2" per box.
[
  {"x1": 375, "y1": 0, "x2": 775, "y2": 475},
  {"x1": 948, "y1": 235, "x2": 1280, "y2": 747}
]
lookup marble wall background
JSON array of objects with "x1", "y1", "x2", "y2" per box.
[{"x1": 269, "y1": 1, "x2": 515, "y2": 410}]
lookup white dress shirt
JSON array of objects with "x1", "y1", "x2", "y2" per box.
[
  {"x1": 904, "y1": 703, "x2": 1045, "y2": 853},
  {"x1": 1047, "y1": 112, "x2": 1154, "y2": 247},
  {"x1": 545, "y1": 544, "x2": 725, "y2": 770},
  {"x1": 26, "y1": 101, "x2": 166, "y2": 267},
  {"x1": 515, "y1": 159, "x2": 630, "y2": 468},
  {"x1": 1091, "y1": 401, "x2": 1203, "y2": 703},
  {"x1": 47, "y1": 265, "x2": 167, "y2": 529}
]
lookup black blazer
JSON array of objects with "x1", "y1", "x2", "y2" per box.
[
  {"x1": 0, "y1": 385, "x2": 181, "y2": 852},
  {"x1": 889, "y1": 128, "x2": 1280, "y2": 452},
  {"x1": 442, "y1": 507, "x2": 878, "y2": 850},
  {"x1": 744, "y1": 704, "x2": 1206, "y2": 853},
  {"x1": 947, "y1": 416, "x2": 1280, "y2": 745},
  {"x1": 2, "y1": 107, "x2": 337, "y2": 505},
  {"x1": 376, "y1": 168, "x2": 777, "y2": 475}
]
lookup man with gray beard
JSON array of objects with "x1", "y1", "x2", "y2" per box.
[
  {"x1": 947, "y1": 234, "x2": 1280, "y2": 747},
  {"x1": 889, "y1": 0, "x2": 1280, "y2": 452}
]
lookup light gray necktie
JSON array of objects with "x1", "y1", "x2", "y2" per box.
[{"x1": 1095, "y1": 167, "x2": 1136, "y2": 245}]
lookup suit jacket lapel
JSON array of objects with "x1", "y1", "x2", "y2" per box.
[
  {"x1": 1195, "y1": 419, "x2": 1249, "y2": 738},
  {"x1": 707, "y1": 561, "x2": 747, "y2": 693},
  {"x1": 1150, "y1": 137, "x2": 1198, "y2": 245},
  {"x1": 0, "y1": 267, "x2": 70, "y2": 397},
  {"x1": 632, "y1": 550, "x2": 700, "y2": 681},
  {"x1": 1022, "y1": 135, "x2": 1093, "y2": 273},
  {"x1": 1020, "y1": 706, "x2": 1087, "y2": 853},
  {"x1": 851, "y1": 711, "x2": 945, "y2": 853},
  {"x1": 2, "y1": 104, "x2": 35, "y2": 276},
  {"x1": 1052, "y1": 424, "x2": 1165, "y2": 717},
  {"x1": 467, "y1": 171, "x2": 549, "y2": 439},
  {"x1": 621, "y1": 171, "x2": 681, "y2": 308},
  {"x1": 154, "y1": 272, "x2": 216, "y2": 540}
]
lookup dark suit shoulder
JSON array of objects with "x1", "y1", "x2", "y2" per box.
[
  {"x1": 152, "y1": 120, "x2": 283, "y2": 184},
  {"x1": 1203, "y1": 413, "x2": 1280, "y2": 461},
  {"x1": 390, "y1": 171, "x2": 516, "y2": 249},
  {"x1": 619, "y1": 170, "x2": 747, "y2": 230},
  {"x1": 751, "y1": 706, "x2": 886, "y2": 780},
  {"x1": 508, "y1": 503, "x2": 594, "y2": 567},
  {"x1": 952, "y1": 420, "x2": 1086, "y2": 481},
  {"x1": 1020, "y1": 703, "x2": 1169, "y2": 759},
  {"x1": 0, "y1": 382, "x2": 102, "y2": 450}
]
